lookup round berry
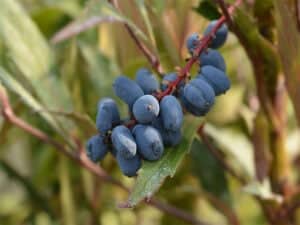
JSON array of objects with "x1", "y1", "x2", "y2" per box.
[{"x1": 133, "y1": 95, "x2": 160, "y2": 124}]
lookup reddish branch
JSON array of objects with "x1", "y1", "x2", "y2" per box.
[
  {"x1": 156, "y1": 0, "x2": 242, "y2": 100},
  {"x1": 216, "y1": 0, "x2": 233, "y2": 26},
  {"x1": 0, "y1": 88, "x2": 210, "y2": 225},
  {"x1": 108, "y1": 0, "x2": 163, "y2": 75}
]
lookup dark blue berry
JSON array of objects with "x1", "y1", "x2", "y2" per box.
[
  {"x1": 111, "y1": 125, "x2": 136, "y2": 159},
  {"x1": 135, "y1": 68, "x2": 159, "y2": 94},
  {"x1": 199, "y1": 49, "x2": 226, "y2": 72},
  {"x1": 190, "y1": 77, "x2": 215, "y2": 107},
  {"x1": 152, "y1": 116, "x2": 182, "y2": 147},
  {"x1": 133, "y1": 95, "x2": 160, "y2": 124},
  {"x1": 183, "y1": 80, "x2": 215, "y2": 115},
  {"x1": 86, "y1": 135, "x2": 108, "y2": 162},
  {"x1": 160, "y1": 95, "x2": 183, "y2": 131},
  {"x1": 204, "y1": 20, "x2": 228, "y2": 49},
  {"x1": 113, "y1": 76, "x2": 144, "y2": 108},
  {"x1": 116, "y1": 152, "x2": 142, "y2": 177},
  {"x1": 133, "y1": 125, "x2": 164, "y2": 161},
  {"x1": 96, "y1": 98, "x2": 120, "y2": 133},
  {"x1": 198, "y1": 65, "x2": 230, "y2": 95},
  {"x1": 186, "y1": 33, "x2": 200, "y2": 54}
]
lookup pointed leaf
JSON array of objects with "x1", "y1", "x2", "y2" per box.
[
  {"x1": 190, "y1": 138, "x2": 230, "y2": 203},
  {"x1": 194, "y1": 0, "x2": 221, "y2": 20},
  {"x1": 127, "y1": 117, "x2": 202, "y2": 207},
  {"x1": 0, "y1": 68, "x2": 60, "y2": 131},
  {"x1": 51, "y1": 0, "x2": 148, "y2": 43}
]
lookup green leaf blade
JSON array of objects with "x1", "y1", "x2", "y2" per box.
[{"x1": 127, "y1": 117, "x2": 202, "y2": 207}]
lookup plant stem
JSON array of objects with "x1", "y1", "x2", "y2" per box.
[
  {"x1": 108, "y1": 0, "x2": 164, "y2": 75},
  {"x1": 156, "y1": 0, "x2": 242, "y2": 100}
]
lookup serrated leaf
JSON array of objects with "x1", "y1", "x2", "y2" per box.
[
  {"x1": 127, "y1": 117, "x2": 202, "y2": 207},
  {"x1": 194, "y1": 0, "x2": 221, "y2": 20},
  {"x1": 51, "y1": 0, "x2": 148, "y2": 44},
  {"x1": 190, "y1": 139, "x2": 230, "y2": 203}
]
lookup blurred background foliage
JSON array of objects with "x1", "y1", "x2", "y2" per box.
[{"x1": 0, "y1": 0, "x2": 299, "y2": 225}]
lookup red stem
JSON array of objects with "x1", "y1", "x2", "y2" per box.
[
  {"x1": 156, "y1": 0, "x2": 241, "y2": 100},
  {"x1": 123, "y1": 0, "x2": 242, "y2": 127}
]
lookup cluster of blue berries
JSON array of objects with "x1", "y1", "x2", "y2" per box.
[{"x1": 86, "y1": 20, "x2": 230, "y2": 177}]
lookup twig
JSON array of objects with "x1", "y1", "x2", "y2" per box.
[
  {"x1": 197, "y1": 124, "x2": 247, "y2": 185},
  {"x1": 216, "y1": 0, "x2": 233, "y2": 26},
  {"x1": 295, "y1": 0, "x2": 300, "y2": 31},
  {"x1": 0, "y1": 88, "x2": 210, "y2": 225},
  {"x1": 108, "y1": 0, "x2": 164, "y2": 75},
  {"x1": 205, "y1": 192, "x2": 241, "y2": 225},
  {"x1": 148, "y1": 199, "x2": 213, "y2": 225},
  {"x1": 156, "y1": 0, "x2": 242, "y2": 100}
]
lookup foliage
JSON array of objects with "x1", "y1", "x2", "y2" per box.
[{"x1": 0, "y1": 0, "x2": 300, "y2": 225}]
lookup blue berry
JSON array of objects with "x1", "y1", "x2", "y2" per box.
[
  {"x1": 160, "y1": 95, "x2": 183, "y2": 131},
  {"x1": 180, "y1": 94, "x2": 204, "y2": 116},
  {"x1": 116, "y1": 152, "x2": 142, "y2": 177},
  {"x1": 111, "y1": 125, "x2": 136, "y2": 159},
  {"x1": 96, "y1": 98, "x2": 120, "y2": 133},
  {"x1": 190, "y1": 77, "x2": 215, "y2": 107},
  {"x1": 161, "y1": 72, "x2": 185, "y2": 93},
  {"x1": 161, "y1": 73, "x2": 178, "y2": 91},
  {"x1": 161, "y1": 129, "x2": 182, "y2": 147},
  {"x1": 198, "y1": 65, "x2": 230, "y2": 95},
  {"x1": 199, "y1": 49, "x2": 226, "y2": 72},
  {"x1": 186, "y1": 33, "x2": 200, "y2": 54},
  {"x1": 180, "y1": 94, "x2": 206, "y2": 116},
  {"x1": 135, "y1": 68, "x2": 159, "y2": 94},
  {"x1": 110, "y1": 147, "x2": 117, "y2": 157},
  {"x1": 152, "y1": 117, "x2": 182, "y2": 147},
  {"x1": 133, "y1": 125, "x2": 164, "y2": 161},
  {"x1": 133, "y1": 95, "x2": 160, "y2": 124},
  {"x1": 113, "y1": 76, "x2": 144, "y2": 108},
  {"x1": 183, "y1": 80, "x2": 215, "y2": 115},
  {"x1": 204, "y1": 20, "x2": 228, "y2": 49},
  {"x1": 86, "y1": 135, "x2": 108, "y2": 162}
]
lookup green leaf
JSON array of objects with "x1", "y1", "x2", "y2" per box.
[
  {"x1": 41, "y1": 110, "x2": 97, "y2": 138},
  {"x1": 190, "y1": 138, "x2": 230, "y2": 203},
  {"x1": 0, "y1": 68, "x2": 60, "y2": 132},
  {"x1": 51, "y1": 0, "x2": 148, "y2": 43},
  {"x1": 0, "y1": 0, "x2": 51, "y2": 81},
  {"x1": 204, "y1": 124, "x2": 255, "y2": 179},
  {"x1": 0, "y1": 0, "x2": 76, "y2": 141},
  {"x1": 127, "y1": 117, "x2": 202, "y2": 207},
  {"x1": 135, "y1": 0, "x2": 156, "y2": 47},
  {"x1": 194, "y1": 0, "x2": 221, "y2": 20},
  {"x1": 79, "y1": 42, "x2": 120, "y2": 97}
]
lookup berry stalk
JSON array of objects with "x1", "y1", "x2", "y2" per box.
[{"x1": 156, "y1": 0, "x2": 242, "y2": 100}]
